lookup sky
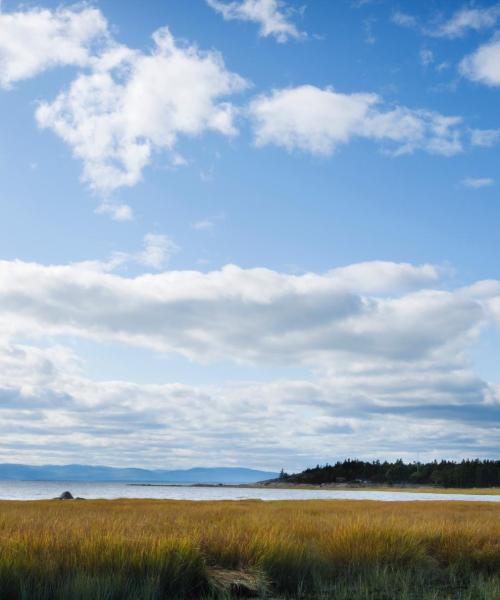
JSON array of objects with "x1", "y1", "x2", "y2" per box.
[{"x1": 1, "y1": 0, "x2": 500, "y2": 471}]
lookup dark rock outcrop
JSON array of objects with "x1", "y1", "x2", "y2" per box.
[{"x1": 57, "y1": 491, "x2": 74, "y2": 500}]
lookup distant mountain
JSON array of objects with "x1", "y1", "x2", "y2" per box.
[{"x1": 0, "y1": 464, "x2": 278, "y2": 484}]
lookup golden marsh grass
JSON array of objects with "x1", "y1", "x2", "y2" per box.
[{"x1": 0, "y1": 498, "x2": 499, "y2": 598}]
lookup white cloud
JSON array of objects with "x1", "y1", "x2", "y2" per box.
[
  {"x1": 191, "y1": 219, "x2": 215, "y2": 231},
  {"x1": 249, "y1": 85, "x2": 463, "y2": 157},
  {"x1": 139, "y1": 234, "x2": 179, "y2": 269},
  {"x1": 36, "y1": 27, "x2": 248, "y2": 193},
  {"x1": 391, "y1": 11, "x2": 418, "y2": 29},
  {"x1": 206, "y1": 0, "x2": 305, "y2": 42},
  {"x1": 436, "y1": 61, "x2": 450, "y2": 72},
  {"x1": 392, "y1": 5, "x2": 500, "y2": 39},
  {"x1": 363, "y1": 18, "x2": 376, "y2": 45},
  {"x1": 419, "y1": 48, "x2": 434, "y2": 67},
  {"x1": 470, "y1": 127, "x2": 500, "y2": 147},
  {"x1": 460, "y1": 38, "x2": 500, "y2": 86},
  {"x1": 74, "y1": 233, "x2": 179, "y2": 273},
  {"x1": 0, "y1": 6, "x2": 108, "y2": 88},
  {"x1": 433, "y1": 4, "x2": 500, "y2": 38},
  {"x1": 462, "y1": 177, "x2": 494, "y2": 189},
  {"x1": 191, "y1": 213, "x2": 225, "y2": 231},
  {"x1": 95, "y1": 202, "x2": 134, "y2": 221}
]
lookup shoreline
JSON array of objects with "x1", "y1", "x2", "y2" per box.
[
  {"x1": 243, "y1": 482, "x2": 500, "y2": 495},
  {"x1": 127, "y1": 481, "x2": 500, "y2": 495}
]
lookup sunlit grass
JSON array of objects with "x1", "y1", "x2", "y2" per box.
[{"x1": 0, "y1": 499, "x2": 499, "y2": 598}]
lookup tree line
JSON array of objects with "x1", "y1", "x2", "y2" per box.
[{"x1": 279, "y1": 459, "x2": 500, "y2": 488}]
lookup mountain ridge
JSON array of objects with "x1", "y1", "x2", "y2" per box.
[{"x1": 0, "y1": 463, "x2": 278, "y2": 484}]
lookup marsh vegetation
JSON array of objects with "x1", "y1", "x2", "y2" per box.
[{"x1": 0, "y1": 498, "x2": 499, "y2": 598}]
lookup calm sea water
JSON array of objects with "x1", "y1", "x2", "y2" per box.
[{"x1": 0, "y1": 480, "x2": 499, "y2": 502}]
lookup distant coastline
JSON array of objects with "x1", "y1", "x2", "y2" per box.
[{"x1": 126, "y1": 481, "x2": 500, "y2": 495}]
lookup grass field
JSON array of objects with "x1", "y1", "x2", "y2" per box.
[{"x1": 0, "y1": 499, "x2": 499, "y2": 598}]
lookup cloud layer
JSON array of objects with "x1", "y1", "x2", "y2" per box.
[
  {"x1": 0, "y1": 254, "x2": 499, "y2": 467},
  {"x1": 1, "y1": 339, "x2": 498, "y2": 469},
  {"x1": 0, "y1": 259, "x2": 468, "y2": 365}
]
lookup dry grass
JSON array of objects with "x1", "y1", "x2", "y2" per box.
[{"x1": 0, "y1": 498, "x2": 499, "y2": 598}]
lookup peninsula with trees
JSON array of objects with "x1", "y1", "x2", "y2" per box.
[{"x1": 269, "y1": 458, "x2": 500, "y2": 489}]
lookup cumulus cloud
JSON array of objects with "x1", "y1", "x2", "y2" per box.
[
  {"x1": 36, "y1": 26, "x2": 248, "y2": 193},
  {"x1": 206, "y1": 0, "x2": 305, "y2": 42},
  {"x1": 0, "y1": 4, "x2": 478, "y2": 199},
  {"x1": 249, "y1": 85, "x2": 463, "y2": 157},
  {"x1": 460, "y1": 37, "x2": 500, "y2": 86},
  {"x1": 0, "y1": 5, "x2": 109, "y2": 88}
]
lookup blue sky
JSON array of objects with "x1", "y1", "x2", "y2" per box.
[{"x1": 1, "y1": 0, "x2": 500, "y2": 470}]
